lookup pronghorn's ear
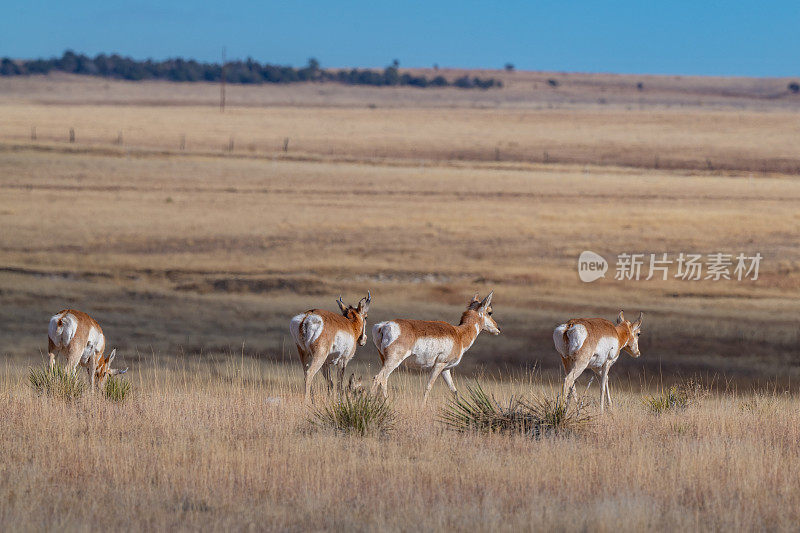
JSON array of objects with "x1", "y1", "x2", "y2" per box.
[
  {"x1": 336, "y1": 296, "x2": 347, "y2": 314},
  {"x1": 480, "y1": 290, "x2": 494, "y2": 309},
  {"x1": 107, "y1": 349, "x2": 116, "y2": 363},
  {"x1": 616, "y1": 311, "x2": 625, "y2": 324},
  {"x1": 632, "y1": 312, "x2": 643, "y2": 329}
]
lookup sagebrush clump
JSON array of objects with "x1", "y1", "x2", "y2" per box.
[
  {"x1": 29, "y1": 364, "x2": 85, "y2": 401},
  {"x1": 311, "y1": 390, "x2": 396, "y2": 436},
  {"x1": 104, "y1": 375, "x2": 132, "y2": 403},
  {"x1": 644, "y1": 379, "x2": 710, "y2": 414},
  {"x1": 440, "y1": 383, "x2": 590, "y2": 438}
]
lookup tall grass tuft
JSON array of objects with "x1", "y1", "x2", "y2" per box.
[
  {"x1": 644, "y1": 379, "x2": 709, "y2": 414},
  {"x1": 104, "y1": 376, "x2": 132, "y2": 403},
  {"x1": 440, "y1": 383, "x2": 590, "y2": 438},
  {"x1": 311, "y1": 391, "x2": 396, "y2": 436},
  {"x1": 29, "y1": 364, "x2": 85, "y2": 401}
]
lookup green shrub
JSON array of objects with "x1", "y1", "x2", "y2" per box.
[
  {"x1": 644, "y1": 378, "x2": 710, "y2": 414},
  {"x1": 644, "y1": 385, "x2": 689, "y2": 414},
  {"x1": 311, "y1": 391, "x2": 396, "y2": 436},
  {"x1": 29, "y1": 364, "x2": 85, "y2": 401},
  {"x1": 440, "y1": 383, "x2": 590, "y2": 438},
  {"x1": 104, "y1": 376, "x2": 131, "y2": 403}
]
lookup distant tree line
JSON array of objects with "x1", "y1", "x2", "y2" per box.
[{"x1": 0, "y1": 50, "x2": 503, "y2": 89}]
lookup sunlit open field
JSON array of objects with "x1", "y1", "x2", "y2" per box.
[
  {"x1": 2, "y1": 358, "x2": 799, "y2": 531},
  {"x1": 0, "y1": 73, "x2": 799, "y2": 530}
]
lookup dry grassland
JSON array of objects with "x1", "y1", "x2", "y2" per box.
[
  {"x1": 1, "y1": 358, "x2": 799, "y2": 531},
  {"x1": 3, "y1": 103, "x2": 800, "y2": 174},
  {"x1": 0, "y1": 74, "x2": 798, "y2": 531},
  {"x1": 0, "y1": 145, "x2": 797, "y2": 378}
]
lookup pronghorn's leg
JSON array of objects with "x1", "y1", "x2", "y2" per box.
[
  {"x1": 304, "y1": 351, "x2": 328, "y2": 402},
  {"x1": 583, "y1": 372, "x2": 596, "y2": 396},
  {"x1": 599, "y1": 364, "x2": 611, "y2": 412},
  {"x1": 87, "y1": 353, "x2": 97, "y2": 391},
  {"x1": 295, "y1": 345, "x2": 307, "y2": 368},
  {"x1": 335, "y1": 361, "x2": 347, "y2": 395},
  {"x1": 441, "y1": 369, "x2": 458, "y2": 396},
  {"x1": 422, "y1": 362, "x2": 448, "y2": 405},
  {"x1": 603, "y1": 365, "x2": 614, "y2": 410},
  {"x1": 47, "y1": 338, "x2": 57, "y2": 369},
  {"x1": 321, "y1": 363, "x2": 334, "y2": 395},
  {"x1": 370, "y1": 349, "x2": 407, "y2": 399},
  {"x1": 64, "y1": 343, "x2": 83, "y2": 377},
  {"x1": 562, "y1": 360, "x2": 588, "y2": 407}
]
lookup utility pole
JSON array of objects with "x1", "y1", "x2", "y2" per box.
[{"x1": 220, "y1": 47, "x2": 226, "y2": 112}]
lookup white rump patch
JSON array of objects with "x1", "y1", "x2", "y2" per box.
[
  {"x1": 372, "y1": 321, "x2": 401, "y2": 353},
  {"x1": 566, "y1": 324, "x2": 588, "y2": 355},
  {"x1": 289, "y1": 314, "x2": 304, "y2": 346},
  {"x1": 553, "y1": 324, "x2": 568, "y2": 356},
  {"x1": 290, "y1": 314, "x2": 324, "y2": 351},
  {"x1": 48, "y1": 311, "x2": 77, "y2": 348},
  {"x1": 410, "y1": 337, "x2": 455, "y2": 368}
]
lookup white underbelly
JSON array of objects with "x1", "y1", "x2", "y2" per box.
[
  {"x1": 328, "y1": 330, "x2": 355, "y2": 366},
  {"x1": 407, "y1": 337, "x2": 455, "y2": 369},
  {"x1": 587, "y1": 336, "x2": 620, "y2": 370}
]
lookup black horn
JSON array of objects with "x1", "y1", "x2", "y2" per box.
[{"x1": 480, "y1": 290, "x2": 494, "y2": 307}]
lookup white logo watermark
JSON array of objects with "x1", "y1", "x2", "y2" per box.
[
  {"x1": 578, "y1": 251, "x2": 608, "y2": 282},
  {"x1": 578, "y1": 252, "x2": 762, "y2": 282}
]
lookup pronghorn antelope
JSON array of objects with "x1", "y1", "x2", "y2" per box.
[
  {"x1": 289, "y1": 292, "x2": 371, "y2": 401},
  {"x1": 553, "y1": 311, "x2": 643, "y2": 411},
  {"x1": 371, "y1": 291, "x2": 500, "y2": 403},
  {"x1": 47, "y1": 309, "x2": 127, "y2": 389}
]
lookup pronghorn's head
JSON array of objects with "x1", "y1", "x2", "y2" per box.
[
  {"x1": 336, "y1": 290, "x2": 371, "y2": 346},
  {"x1": 347, "y1": 373, "x2": 365, "y2": 395},
  {"x1": 466, "y1": 291, "x2": 500, "y2": 335},
  {"x1": 616, "y1": 311, "x2": 644, "y2": 358},
  {"x1": 93, "y1": 349, "x2": 128, "y2": 388}
]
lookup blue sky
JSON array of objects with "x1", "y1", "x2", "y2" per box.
[{"x1": 2, "y1": 1, "x2": 798, "y2": 76}]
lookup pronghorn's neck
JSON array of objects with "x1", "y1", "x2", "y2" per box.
[
  {"x1": 341, "y1": 309, "x2": 366, "y2": 338},
  {"x1": 456, "y1": 310, "x2": 482, "y2": 349},
  {"x1": 614, "y1": 322, "x2": 632, "y2": 349}
]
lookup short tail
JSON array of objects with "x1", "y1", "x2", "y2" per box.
[
  {"x1": 554, "y1": 321, "x2": 587, "y2": 357},
  {"x1": 372, "y1": 322, "x2": 388, "y2": 363},
  {"x1": 564, "y1": 322, "x2": 588, "y2": 355}
]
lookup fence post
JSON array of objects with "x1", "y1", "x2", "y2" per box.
[
  {"x1": 180, "y1": 135, "x2": 186, "y2": 151},
  {"x1": 283, "y1": 137, "x2": 289, "y2": 152},
  {"x1": 69, "y1": 128, "x2": 75, "y2": 143},
  {"x1": 31, "y1": 126, "x2": 36, "y2": 141}
]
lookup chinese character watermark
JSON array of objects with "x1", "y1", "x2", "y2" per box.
[{"x1": 578, "y1": 251, "x2": 762, "y2": 282}]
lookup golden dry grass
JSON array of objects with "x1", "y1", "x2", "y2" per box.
[
  {"x1": 1, "y1": 357, "x2": 799, "y2": 531},
  {"x1": 3, "y1": 102, "x2": 800, "y2": 173},
  {"x1": 1, "y1": 145, "x2": 797, "y2": 378}
]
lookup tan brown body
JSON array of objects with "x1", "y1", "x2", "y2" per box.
[
  {"x1": 371, "y1": 292, "x2": 500, "y2": 403},
  {"x1": 554, "y1": 311, "x2": 643, "y2": 411},
  {"x1": 289, "y1": 293, "x2": 370, "y2": 402}
]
